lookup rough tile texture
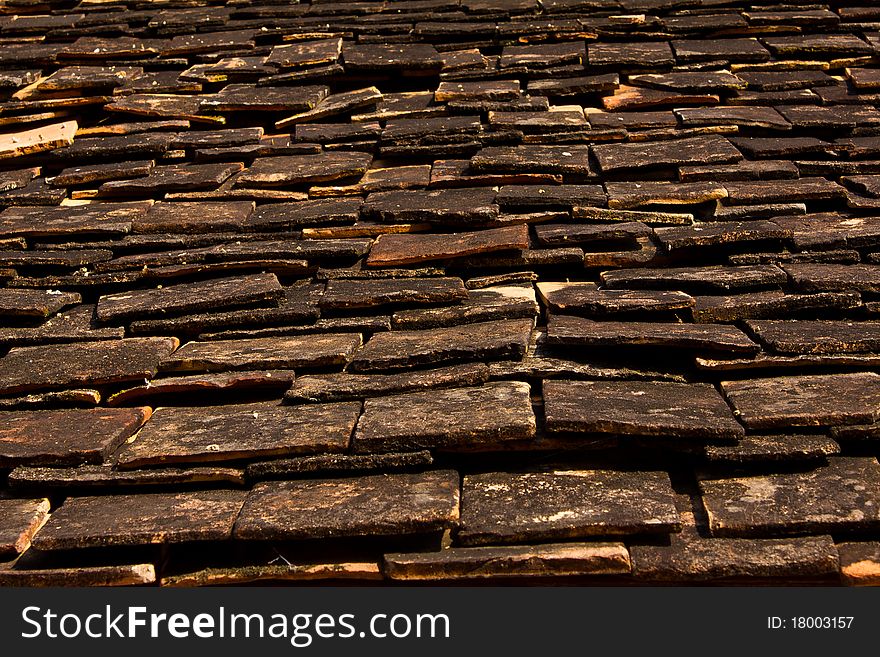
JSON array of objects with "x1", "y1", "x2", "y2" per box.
[
  {"x1": 544, "y1": 380, "x2": 744, "y2": 440},
  {"x1": 234, "y1": 470, "x2": 460, "y2": 541},
  {"x1": 0, "y1": 498, "x2": 50, "y2": 557},
  {"x1": 700, "y1": 458, "x2": 880, "y2": 537},
  {"x1": 0, "y1": 407, "x2": 150, "y2": 467},
  {"x1": 116, "y1": 402, "x2": 360, "y2": 468},
  {"x1": 385, "y1": 543, "x2": 631, "y2": 581},
  {"x1": 721, "y1": 373, "x2": 880, "y2": 429},
  {"x1": 354, "y1": 382, "x2": 535, "y2": 453},
  {"x1": 459, "y1": 470, "x2": 680, "y2": 545},
  {"x1": 632, "y1": 530, "x2": 838, "y2": 582},
  {"x1": 2, "y1": 0, "x2": 879, "y2": 587},
  {"x1": 33, "y1": 490, "x2": 247, "y2": 550}
]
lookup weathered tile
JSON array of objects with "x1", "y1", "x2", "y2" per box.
[
  {"x1": 354, "y1": 381, "x2": 535, "y2": 453},
  {"x1": 501, "y1": 42, "x2": 585, "y2": 68},
  {"x1": 704, "y1": 434, "x2": 840, "y2": 464},
  {"x1": 294, "y1": 122, "x2": 381, "y2": 145},
  {"x1": 59, "y1": 36, "x2": 163, "y2": 60},
  {"x1": 266, "y1": 38, "x2": 342, "y2": 69},
  {"x1": 349, "y1": 318, "x2": 532, "y2": 371},
  {"x1": 779, "y1": 105, "x2": 880, "y2": 130},
  {"x1": 234, "y1": 470, "x2": 459, "y2": 540},
  {"x1": 0, "y1": 564, "x2": 156, "y2": 588},
  {"x1": 0, "y1": 120, "x2": 77, "y2": 160},
  {"x1": 160, "y1": 334, "x2": 361, "y2": 373},
  {"x1": 0, "y1": 407, "x2": 150, "y2": 467},
  {"x1": 700, "y1": 458, "x2": 880, "y2": 537},
  {"x1": 50, "y1": 133, "x2": 173, "y2": 161},
  {"x1": 96, "y1": 273, "x2": 282, "y2": 323},
  {"x1": 100, "y1": 163, "x2": 242, "y2": 196},
  {"x1": 164, "y1": 30, "x2": 255, "y2": 56},
  {"x1": 0, "y1": 202, "x2": 149, "y2": 238},
  {"x1": 489, "y1": 108, "x2": 587, "y2": 132},
  {"x1": 343, "y1": 43, "x2": 443, "y2": 72},
  {"x1": 763, "y1": 34, "x2": 874, "y2": 57},
  {"x1": 385, "y1": 542, "x2": 630, "y2": 580},
  {"x1": 722, "y1": 373, "x2": 880, "y2": 429},
  {"x1": 366, "y1": 225, "x2": 528, "y2": 266},
  {"x1": 235, "y1": 152, "x2": 371, "y2": 187},
  {"x1": 573, "y1": 206, "x2": 693, "y2": 226},
  {"x1": 362, "y1": 188, "x2": 498, "y2": 225},
  {"x1": 33, "y1": 490, "x2": 247, "y2": 550},
  {"x1": 535, "y1": 221, "x2": 650, "y2": 246},
  {"x1": 594, "y1": 136, "x2": 741, "y2": 173},
  {"x1": 162, "y1": 562, "x2": 381, "y2": 587},
  {"x1": 0, "y1": 338, "x2": 177, "y2": 396},
  {"x1": 732, "y1": 137, "x2": 832, "y2": 159},
  {"x1": 0, "y1": 177, "x2": 65, "y2": 205},
  {"x1": 311, "y1": 166, "x2": 430, "y2": 197},
  {"x1": 50, "y1": 160, "x2": 154, "y2": 187},
  {"x1": 382, "y1": 114, "x2": 481, "y2": 144},
  {"x1": 680, "y1": 160, "x2": 799, "y2": 183},
  {"x1": 276, "y1": 87, "x2": 382, "y2": 127},
  {"x1": 736, "y1": 69, "x2": 835, "y2": 92},
  {"x1": 320, "y1": 277, "x2": 467, "y2": 310},
  {"x1": 544, "y1": 379, "x2": 743, "y2": 439},
  {"x1": 605, "y1": 181, "x2": 727, "y2": 209},
  {"x1": 673, "y1": 38, "x2": 770, "y2": 62},
  {"x1": 602, "y1": 264, "x2": 786, "y2": 293},
  {"x1": 391, "y1": 284, "x2": 538, "y2": 329},
  {"x1": 0, "y1": 498, "x2": 49, "y2": 557},
  {"x1": 601, "y1": 85, "x2": 719, "y2": 111},
  {"x1": 0, "y1": 388, "x2": 100, "y2": 411},
  {"x1": 838, "y1": 542, "x2": 880, "y2": 586},
  {"x1": 132, "y1": 201, "x2": 254, "y2": 234},
  {"x1": 723, "y1": 178, "x2": 845, "y2": 205},
  {"x1": 589, "y1": 41, "x2": 673, "y2": 68},
  {"x1": 0, "y1": 289, "x2": 80, "y2": 319},
  {"x1": 286, "y1": 363, "x2": 489, "y2": 403},
  {"x1": 717, "y1": 202, "x2": 805, "y2": 223},
  {"x1": 746, "y1": 320, "x2": 880, "y2": 355},
  {"x1": 437, "y1": 80, "x2": 521, "y2": 103},
  {"x1": 676, "y1": 106, "x2": 791, "y2": 130},
  {"x1": 106, "y1": 94, "x2": 218, "y2": 124},
  {"x1": 471, "y1": 145, "x2": 592, "y2": 176},
  {"x1": 427, "y1": 160, "x2": 510, "y2": 188},
  {"x1": 630, "y1": 70, "x2": 746, "y2": 93},
  {"x1": 0, "y1": 305, "x2": 123, "y2": 348},
  {"x1": 496, "y1": 184, "x2": 605, "y2": 209},
  {"x1": 107, "y1": 370, "x2": 294, "y2": 406},
  {"x1": 692, "y1": 291, "x2": 860, "y2": 323},
  {"x1": 0, "y1": 168, "x2": 39, "y2": 193},
  {"x1": 248, "y1": 197, "x2": 362, "y2": 230},
  {"x1": 698, "y1": 353, "x2": 880, "y2": 374},
  {"x1": 547, "y1": 316, "x2": 758, "y2": 354},
  {"x1": 589, "y1": 110, "x2": 676, "y2": 130},
  {"x1": 526, "y1": 73, "x2": 619, "y2": 97},
  {"x1": 459, "y1": 470, "x2": 680, "y2": 546},
  {"x1": 201, "y1": 84, "x2": 329, "y2": 113},
  {"x1": 245, "y1": 451, "x2": 433, "y2": 482},
  {"x1": 129, "y1": 285, "x2": 322, "y2": 336},
  {"x1": 632, "y1": 529, "x2": 838, "y2": 582},
  {"x1": 116, "y1": 401, "x2": 360, "y2": 469},
  {"x1": 538, "y1": 282, "x2": 694, "y2": 316},
  {"x1": 8, "y1": 464, "x2": 244, "y2": 491},
  {"x1": 784, "y1": 264, "x2": 880, "y2": 293},
  {"x1": 655, "y1": 220, "x2": 789, "y2": 251}
]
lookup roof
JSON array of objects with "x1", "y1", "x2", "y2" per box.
[{"x1": 0, "y1": 0, "x2": 879, "y2": 586}]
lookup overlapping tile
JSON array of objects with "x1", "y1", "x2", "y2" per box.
[{"x1": 0, "y1": 0, "x2": 878, "y2": 586}]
